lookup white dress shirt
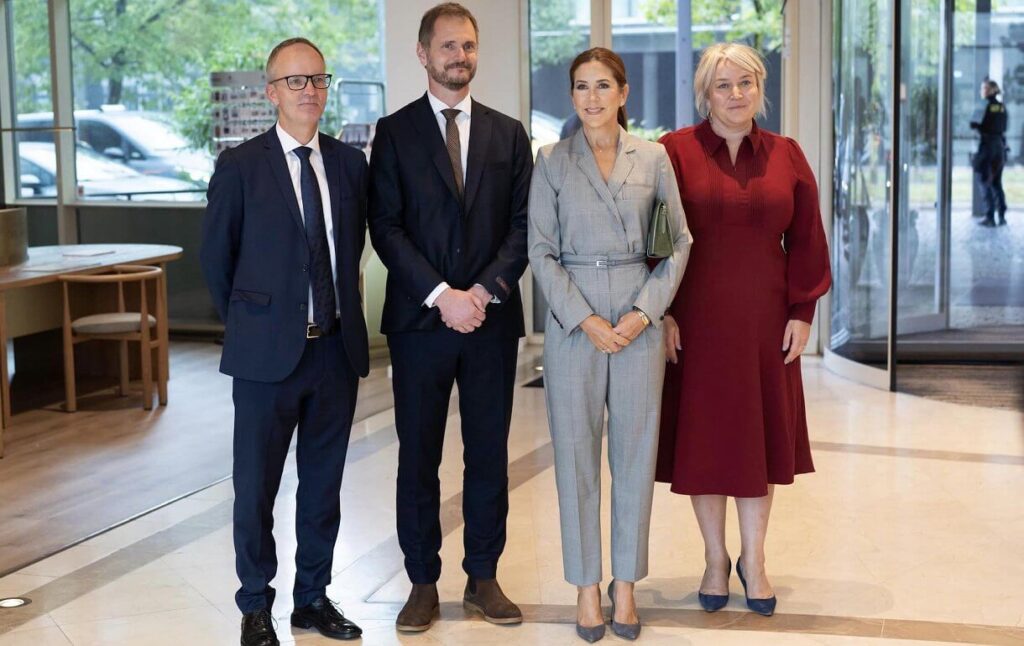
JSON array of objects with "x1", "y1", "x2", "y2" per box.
[
  {"x1": 276, "y1": 122, "x2": 341, "y2": 324},
  {"x1": 427, "y1": 90, "x2": 471, "y2": 184},
  {"x1": 423, "y1": 91, "x2": 478, "y2": 308}
]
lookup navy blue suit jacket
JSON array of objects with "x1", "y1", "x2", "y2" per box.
[
  {"x1": 201, "y1": 127, "x2": 370, "y2": 382},
  {"x1": 368, "y1": 94, "x2": 532, "y2": 337}
]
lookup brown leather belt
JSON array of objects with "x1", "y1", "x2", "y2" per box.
[{"x1": 306, "y1": 318, "x2": 339, "y2": 339}]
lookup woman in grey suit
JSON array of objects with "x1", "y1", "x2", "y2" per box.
[{"x1": 528, "y1": 47, "x2": 691, "y2": 643}]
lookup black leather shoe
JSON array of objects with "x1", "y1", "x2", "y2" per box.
[
  {"x1": 291, "y1": 596, "x2": 362, "y2": 640},
  {"x1": 241, "y1": 609, "x2": 279, "y2": 646}
]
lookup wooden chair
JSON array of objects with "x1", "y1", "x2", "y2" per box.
[{"x1": 59, "y1": 264, "x2": 167, "y2": 412}]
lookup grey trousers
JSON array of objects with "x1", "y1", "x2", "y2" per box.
[{"x1": 542, "y1": 262, "x2": 666, "y2": 586}]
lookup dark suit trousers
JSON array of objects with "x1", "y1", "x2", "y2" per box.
[
  {"x1": 389, "y1": 329, "x2": 519, "y2": 584},
  {"x1": 232, "y1": 332, "x2": 357, "y2": 614}
]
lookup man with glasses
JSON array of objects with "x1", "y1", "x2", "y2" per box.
[
  {"x1": 369, "y1": 2, "x2": 532, "y2": 633},
  {"x1": 201, "y1": 37, "x2": 368, "y2": 646}
]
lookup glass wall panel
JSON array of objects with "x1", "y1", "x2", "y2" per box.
[
  {"x1": 831, "y1": 0, "x2": 893, "y2": 367},
  {"x1": 949, "y1": 0, "x2": 1024, "y2": 330},
  {"x1": 8, "y1": 0, "x2": 385, "y2": 203},
  {"x1": 609, "y1": 0, "x2": 783, "y2": 137},
  {"x1": 528, "y1": 0, "x2": 590, "y2": 332},
  {"x1": 529, "y1": 0, "x2": 590, "y2": 154},
  {"x1": 527, "y1": 1, "x2": 784, "y2": 147},
  {"x1": 610, "y1": 0, "x2": 679, "y2": 137},
  {"x1": 8, "y1": 0, "x2": 57, "y2": 201},
  {"x1": 895, "y1": 0, "x2": 946, "y2": 332}
]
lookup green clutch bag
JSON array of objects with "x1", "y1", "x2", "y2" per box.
[{"x1": 646, "y1": 200, "x2": 673, "y2": 259}]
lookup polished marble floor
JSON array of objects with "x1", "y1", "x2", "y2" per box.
[{"x1": 0, "y1": 352, "x2": 1022, "y2": 645}]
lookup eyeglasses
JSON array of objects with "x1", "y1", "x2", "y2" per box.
[{"x1": 269, "y1": 74, "x2": 333, "y2": 90}]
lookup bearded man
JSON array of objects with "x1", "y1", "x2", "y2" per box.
[{"x1": 367, "y1": 1, "x2": 532, "y2": 634}]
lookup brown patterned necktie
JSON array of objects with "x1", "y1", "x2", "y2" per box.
[{"x1": 441, "y1": 108, "x2": 464, "y2": 198}]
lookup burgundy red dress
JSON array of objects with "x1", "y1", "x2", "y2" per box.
[{"x1": 654, "y1": 120, "x2": 831, "y2": 497}]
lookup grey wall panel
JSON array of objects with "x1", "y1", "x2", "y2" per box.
[
  {"x1": 26, "y1": 205, "x2": 58, "y2": 246},
  {"x1": 76, "y1": 206, "x2": 218, "y2": 329}
]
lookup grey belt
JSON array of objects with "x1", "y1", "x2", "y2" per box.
[{"x1": 560, "y1": 253, "x2": 646, "y2": 268}]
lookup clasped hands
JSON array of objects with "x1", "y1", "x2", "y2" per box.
[
  {"x1": 580, "y1": 311, "x2": 648, "y2": 354},
  {"x1": 435, "y1": 284, "x2": 492, "y2": 333}
]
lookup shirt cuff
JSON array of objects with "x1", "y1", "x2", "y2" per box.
[
  {"x1": 424, "y1": 282, "x2": 450, "y2": 308},
  {"x1": 473, "y1": 283, "x2": 501, "y2": 304}
]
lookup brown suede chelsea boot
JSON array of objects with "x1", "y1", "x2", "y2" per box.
[
  {"x1": 463, "y1": 577, "x2": 523, "y2": 625},
  {"x1": 396, "y1": 583, "x2": 439, "y2": 632}
]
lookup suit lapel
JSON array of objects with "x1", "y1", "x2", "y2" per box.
[
  {"x1": 263, "y1": 128, "x2": 304, "y2": 232},
  {"x1": 463, "y1": 99, "x2": 491, "y2": 215},
  {"x1": 320, "y1": 133, "x2": 343, "y2": 245},
  {"x1": 571, "y1": 129, "x2": 629, "y2": 238},
  {"x1": 606, "y1": 134, "x2": 637, "y2": 199},
  {"x1": 409, "y1": 93, "x2": 461, "y2": 205}
]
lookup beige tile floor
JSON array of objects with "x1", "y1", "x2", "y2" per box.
[{"x1": 0, "y1": 355, "x2": 1022, "y2": 645}]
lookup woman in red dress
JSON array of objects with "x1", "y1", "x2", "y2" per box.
[{"x1": 655, "y1": 43, "x2": 831, "y2": 616}]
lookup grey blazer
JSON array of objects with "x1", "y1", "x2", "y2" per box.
[{"x1": 528, "y1": 127, "x2": 692, "y2": 332}]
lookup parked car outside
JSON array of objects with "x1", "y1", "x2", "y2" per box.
[
  {"x1": 19, "y1": 142, "x2": 206, "y2": 201},
  {"x1": 17, "y1": 107, "x2": 213, "y2": 188}
]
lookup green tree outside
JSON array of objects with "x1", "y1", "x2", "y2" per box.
[
  {"x1": 12, "y1": 0, "x2": 382, "y2": 151},
  {"x1": 641, "y1": 0, "x2": 784, "y2": 52},
  {"x1": 530, "y1": 0, "x2": 585, "y2": 69}
]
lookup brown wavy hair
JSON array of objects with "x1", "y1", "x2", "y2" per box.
[{"x1": 569, "y1": 47, "x2": 628, "y2": 130}]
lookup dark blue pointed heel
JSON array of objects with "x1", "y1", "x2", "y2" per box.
[
  {"x1": 736, "y1": 556, "x2": 777, "y2": 616},
  {"x1": 576, "y1": 586, "x2": 606, "y2": 642},
  {"x1": 607, "y1": 580, "x2": 641, "y2": 640},
  {"x1": 575, "y1": 622, "x2": 606, "y2": 643},
  {"x1": 697, "y1": 559, "x2": 731, "y2": 612}
]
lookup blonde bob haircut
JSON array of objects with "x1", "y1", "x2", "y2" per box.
[{"x1": 694, "y1": 42, "x2": 768, "y2": 120}]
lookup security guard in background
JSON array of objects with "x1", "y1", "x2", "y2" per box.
[{"x1": 970, "y1": 79, "x2": 1008, "y2": 227}]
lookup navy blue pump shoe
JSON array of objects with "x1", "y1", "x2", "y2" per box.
[
  {"x1": 575, "y1": 621, "x2": 606, "y2": 643},
  {"x1": 697, "y1": 560, "x2": 731, "y2": 612},
  {"x1": 575, "y1": 588, "x2": 605, "y2": 642},
  {"x1": 607, "y1": 580, "x2": 641, "y2": 640},
  {"x1": 736, "y1": 556, "x2": 777, "y2": 616}
]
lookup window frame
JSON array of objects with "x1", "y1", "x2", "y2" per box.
[{"x1": 0, "y1": 0, "x2": 386, "y2": 218}]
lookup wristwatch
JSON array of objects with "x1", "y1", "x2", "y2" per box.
[{"x1": 632, "y1": 307, "x2": 651, "y2": 327}]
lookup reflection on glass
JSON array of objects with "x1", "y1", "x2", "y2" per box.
[{"x1": 831, "y1": 0, "x2": 893, "y2": 365}]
